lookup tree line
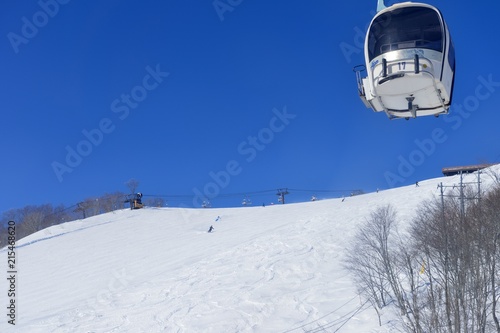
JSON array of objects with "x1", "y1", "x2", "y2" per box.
[
  {"x1": 0, "y1": 192, "x2": 127, "y2": 245},
  {"x1": 344, "y1": 178, "x2": 500, "y2": 332},
  {"x1": 0, "y1": 179, "x2": 167, "y2": 246}
]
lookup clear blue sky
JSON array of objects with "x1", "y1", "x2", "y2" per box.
[{"x1": 2, "y1": 0, "x2": 500, "y2": 212}]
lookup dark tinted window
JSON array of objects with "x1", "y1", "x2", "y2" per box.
[
  {"x1": 368, "y1": 7, "x2": 443, "y2": 60},
  {"x1": 448, "y1": 36, "x2": 455, "y2": 70}
]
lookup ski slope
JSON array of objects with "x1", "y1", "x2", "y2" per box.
[{"x1": 1, "y1": 165, "x2": 499, "y2": 333}]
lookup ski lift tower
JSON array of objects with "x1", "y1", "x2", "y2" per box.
[
  {"x1": 276, "y1": 188, "x2": 289, "y2": 204},
  {"x1": 242, "y1": 196, "x2": 252, "y2": 206}
]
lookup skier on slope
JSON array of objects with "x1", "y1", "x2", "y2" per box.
[{"x1": 208, "y1": 225, "x2": 214, "y2": 233}]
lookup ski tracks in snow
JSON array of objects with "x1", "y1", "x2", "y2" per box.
[
  {"x1": 12, "y1": 207, "x2": 370, "y2": 332},
  {"x1": 139, "y1": 216, "x2": 359, "y2": 332},
  {"x1": 55, "y1": 218, "x2": 334, "y2": 332}
]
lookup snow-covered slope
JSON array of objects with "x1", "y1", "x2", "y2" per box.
[{"x1": 2, "y1": 165, "x2": 499, "y2": 333}]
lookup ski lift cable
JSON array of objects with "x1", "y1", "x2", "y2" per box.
[
  {"x1": 286, "y1": 299, "x2": 370, "y2": 333},
  {"x1": 281, "y1": 265, "x2": 403, "y2": 333},
  {"x1": 142, "y1": 188, "x2": 358, "y2": 200},
  {"x1": 142, "y1": 189, "x2": 278, "y2": 199},
  {"x1": 288, "y1": 188, "x2": 359, "y2": 194},
  {"x1": 280, "y1": 291, "x2": 366, "y2": 333},
  {"x1": 323, "y1": 299, "x2": 371, "y2": 333}
]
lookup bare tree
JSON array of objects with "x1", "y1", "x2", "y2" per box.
[
  {"x1": 125, "y1": 178, "x2": 140, "y2": 194},
  {"x1": 472, "y1": 185, "x2": 500, "y2": 332},
  {"x1": 346, "y1": 181, "x2": 500, "y2": 333},
  {"x1": 99, "y1": 192, "x2": 126, "y2": 212},
  {"x1": 0, "y1": 189, "x2": 131, "y2": 243},
  {"x1": 0, "y1": 210, "x2": 21, "y2": 247},
  {"x1": 76, "y1": 198, "x2": 100, "y2": 219},
  {"x1": 51, "y1": 204, "x2": 74, "y2": 225},
  {"x1": 344, "y1": 205, "x2": 402, "y2": 326},
  {"x1": 484, "y1": 166, "x2": 500, "y2": 186},
  {"x1": 144, "y1": 197, "x2": 166, "y2": 208},
  {"x1": 19, "y1": 210, "x2": 45, "y2": 237},
  {"x1": 409, "y1": 182, "x2": 500, "y2": 333},
  {"x1": 0, "y1": 204, "x2": 75, "y2": 241}
]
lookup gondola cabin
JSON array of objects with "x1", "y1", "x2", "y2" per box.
[{"x1": 355, "y1": 1, "x2": 455, "y2": 119}]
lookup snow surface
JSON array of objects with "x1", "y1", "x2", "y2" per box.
[{"x1": 2, "y1": 165, "x2": 499, "y2": 333}]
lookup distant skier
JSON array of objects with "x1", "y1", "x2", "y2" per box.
[
  {"x1": 415, "y1": 181, "x2": 420, "y2": 187},
  {"x1": 208, "y1": 225, "x2": 214, "y2": 233}
]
